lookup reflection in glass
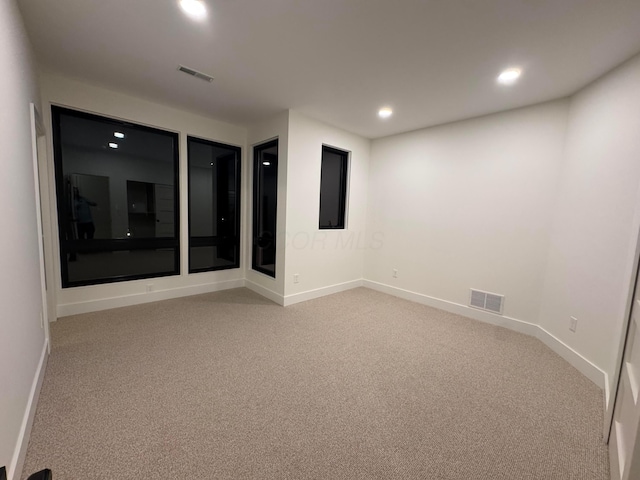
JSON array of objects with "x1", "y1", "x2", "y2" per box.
[
  {"x1": 187, "y1": 137, "x2": 241, "y2": 272},
  {"x1": 252, "y1": 140, "x2": 278, "y2": 277},
  {"x1": 52, "y1": 106, "x2": 179, "y2": 287},
  {"x1": 127, "y1": 181, "x2": 175, "y2": 238}
]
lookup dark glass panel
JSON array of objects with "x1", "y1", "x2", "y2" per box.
[
  {"x1": 52, "y1": 106, "x2": 179, "y2": 287},
  {"x1": 319, "y1": 146, "x2": 348, "y2": 229},
  {"x1": 67, "y1": 249, "x2": 176, "y2": 284},
  {"x1": 187, "y1": 137, "x2": 241, "y2": 273},
  {"x1": 252, "y1": 140, "x2": 278, "y2": 277}
]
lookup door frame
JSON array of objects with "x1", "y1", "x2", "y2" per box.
[
  {"x1": 29, "y1": 103, "x2": 51, "y2": 352},
  {"x1": 606, "y1": 224, "x2": 640, "y2": 442}
]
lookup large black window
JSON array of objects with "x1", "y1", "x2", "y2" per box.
[
  {"x1": 319, "y1": 146, "x2": 349, "y2": 229},
  {"x1": 252, "y1": 140, "x2": 278, "y2": 278},
  {"x1": 187, "y1": 137, "x2": 241, "y2": 273},
  {"x1": 52, "y1": 106, "x2": 180, "y2": 287}
]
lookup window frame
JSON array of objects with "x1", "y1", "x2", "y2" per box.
[
  {"x1": 51, "y1": 105, "x2": 181, "y2": 288},
  {"x1": 187, "y1": 135, "x2": 242, "y2": 274},
  {"x1": 319, "y1": 145, "x2": 349, "y2": 230}
]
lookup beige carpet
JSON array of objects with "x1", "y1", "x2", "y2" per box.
[{"x1": 22, "y1": 287, "x2": 609, "y2": 479}]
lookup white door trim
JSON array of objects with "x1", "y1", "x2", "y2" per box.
[
  {"x1": 607, "y1": 231, "x2": 640, "y2": 479},
  {"x1": 607, "y1": 225, "x2": 640, "y2": 442},
  {"x1": 29, "y1": 103, "x2": 51, "y2": 353}
]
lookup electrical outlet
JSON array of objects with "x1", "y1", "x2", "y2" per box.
[
  {"x1": 392, "y1": 269, "x2": 398, "y2": 278},
  {"x1": 293, "y1": 274, "x2": 299, "y2": 284},
  {"x1": 569, "y1": 316, "x2": 578, "y2": 332},
  {"x1": 146, "y1": 284, "x2": 154, "y2": 293}
]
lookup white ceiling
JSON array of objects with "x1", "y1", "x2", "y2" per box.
[{"x1": 18, "y1": 0, "x2": 640, "y2": 139}]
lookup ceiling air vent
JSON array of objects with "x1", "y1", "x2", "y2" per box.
[
  {"x1": 178, "y1": 65, "x2": 214, "y2": 83},
  {"x1": 469, "y1": 289, "x2": 504, "y2": 315}
]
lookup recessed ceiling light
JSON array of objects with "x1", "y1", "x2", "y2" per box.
[
  {"x1": 114, "y1": 132, "x2": 125, "y2": 139},
  {"x1": 108, "y1": 143, "x2": 118, "y2": 149},
  {"x1": 378, "y1": 107, "x2": 393, "y2": 119},
  {"x1": 263, "y1": 161, "x2": 271, "y2": 166},
  {"x1": 210, "y1": 162, "x2": 214, "y2": 166},
  {"x1": 179, "y1": 0, "x2": 207, "y2": 20},
  {"x1": 497, "y1": 68, "x2": 522, "y2": 85}
]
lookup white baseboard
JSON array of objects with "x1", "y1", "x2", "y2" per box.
[
  {"x1": 283, "y1": 279, "x2": 364, "y2": 306},
  {"x1": 9, "y1": 339, "x2": 48, "y2": 480},
  {"x1": 54, "y1": 274, "x2": 608, "y2": 391},
  {"x1": 57, "y1": 279, "x2": 245, "y2": 317},
  {"x1": 362, "y1": 280, "x2": 606, "y2": 389},
  {"x1": 363, "y1": 280, "x2": 539, "y2": 336},
  {"x1": 535, "y1": 326, "x2": 606, "y2": 389},
  {"x1": 245, "y1": 280, "x2": 285, "y2": 306},
  {"x1": 604, "y1": 372, "x2": 616, "y2": 441}
]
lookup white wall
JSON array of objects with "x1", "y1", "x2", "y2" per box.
[
  {"x1": 539, "y1": 53, "x2": 640, "y2": 380},
  {"x1": 39, "y1": 73, "x2": 248, "y2": 316},
  {"x1": 245, "y1": 111, "x2": 289, "y2": 302},
  {"x1": 365, "y1": 100, "x2": 570, "y2": 324},
  {"x1": 0, "y1": 1, "x2": 47, "y2": 478},
  {"x1": 22, "y1": 28, "x2": 640, "y2": 469},
  {"x1": 284, "y1": 111, "x2": 370, "y2": 303}
]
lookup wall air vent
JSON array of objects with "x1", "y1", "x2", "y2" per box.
[
  {"x1": 469, "y1": 289, "x2": 504, "y2": 315},
  {"x1": 177, "y1": 65, "x2": 214, "y2": 83}
]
